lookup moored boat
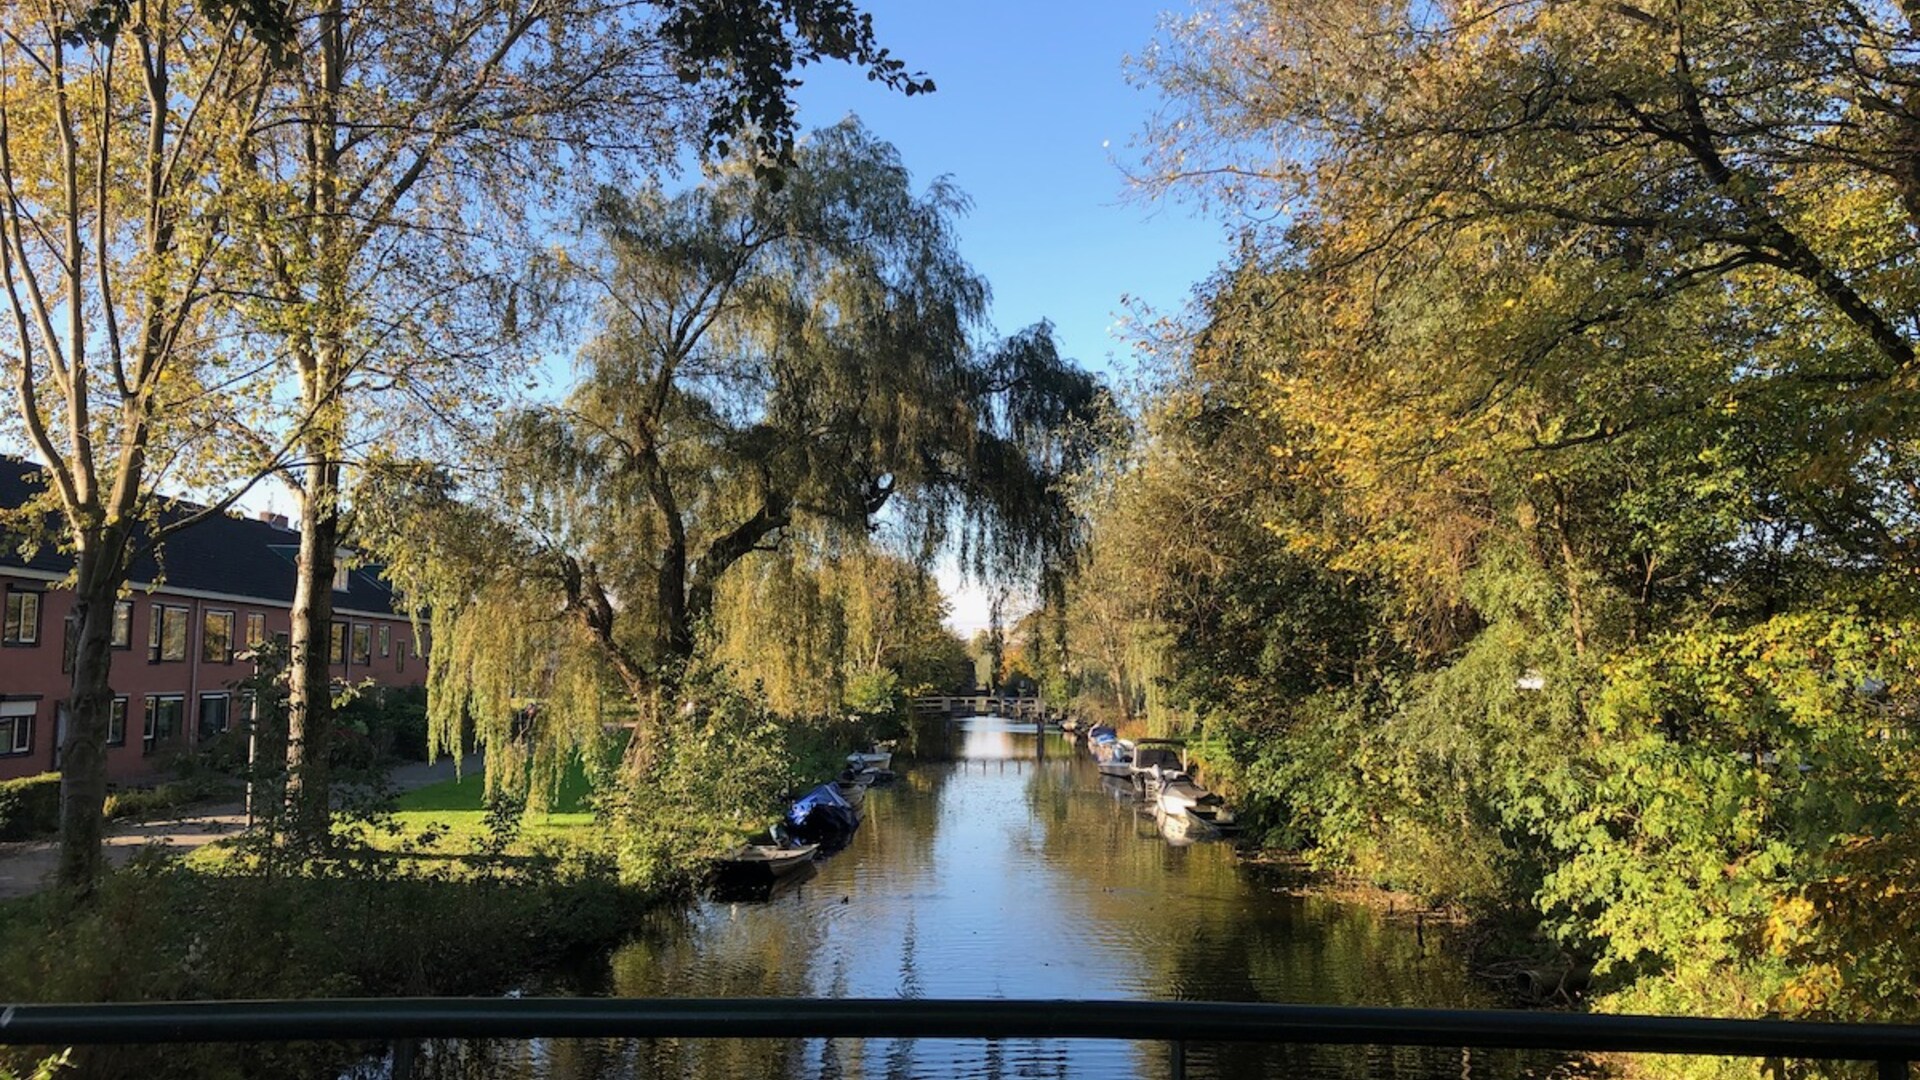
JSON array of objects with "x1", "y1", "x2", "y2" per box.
[
  {"x1": 1085, "y1": 725, "x2": 1117, "y2": 756},
  {"x1": 1128, "y1": 739, "x2": 1187, "y2": 796},
  {"x1": 834, "y1": 772, "x2": 870, "y2": 810},
  {"x1": 1095, "y1": 738, "x2": 1134, "y2": 778},
  {"x1": 787, "y1": 783, "x2": 861, "y2": 850},
  {"x1": 847, "y1": 750, "x2": 893, "y2": 771},
  {"x1": 1156, "y1": 772, "x2": 1235, "y2": 828},
  {"x1": 711, "y1": 841, "x2": 819, "y2": 888}
]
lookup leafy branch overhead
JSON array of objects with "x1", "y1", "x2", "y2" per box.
[{"x1": 64, "y1": 0, "x2": 933, "y2": 164}]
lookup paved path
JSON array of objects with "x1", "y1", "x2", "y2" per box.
[{"x1": 0, "y1": 757, "x2": 473, "y2": 899}]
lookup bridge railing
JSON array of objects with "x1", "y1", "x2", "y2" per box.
[{"x1": 2, "y1": 997, "x2": 1916, "y2": 1079}]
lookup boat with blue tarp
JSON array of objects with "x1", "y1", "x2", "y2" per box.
[{"x1": 786, "y1": 782, "x2": 861, "y2": 850}]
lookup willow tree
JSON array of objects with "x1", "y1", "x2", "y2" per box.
[
  {"x1": 0, "y1": 0, "x2": 293, "y2": 891},
  {"x1": 366, "y1": 120, "x2": 1100, "y2": 774},
  {"x1": 236, "y1": 0, "x2": 935, "y2": 846},
  {"x1": 706, "y1": 543, "x2": 970, "y2": 715}
]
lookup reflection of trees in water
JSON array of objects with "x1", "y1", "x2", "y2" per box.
[{"x1": 407, "y1": 718, "x2": 1568, "y2": 1080}]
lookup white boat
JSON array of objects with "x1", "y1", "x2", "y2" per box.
[
  {"x1": 1128, "y1": 739, "x2": 1186, "y2": 795},
  {"x1": 1095, "y1": 738, "x2": 1134, "y2": 778},
  {"x1": 1156, "y1": 773, "x2": 1235, "y2": 827},
  {"x1": 847, "y1": 750, "x2": 892, "y2": 771}
]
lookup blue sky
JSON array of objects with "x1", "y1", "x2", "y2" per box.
[
  {"x1": 791, "y1": 1, "x2": 1223, "y2": 385},
  {"x1": 786, "y1": 1, "x2": 1229, "y2": 633}
]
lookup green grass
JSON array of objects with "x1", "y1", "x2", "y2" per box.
[
  {"x1": 393, "y1": 755, "x2": 596, "y2": 815},
  {"x1": 371, "y1": 756, "x2": 600, "y2": 860}
]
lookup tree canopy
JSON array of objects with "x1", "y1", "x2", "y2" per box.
[
  {"x1": 365, "y1": 119, "x2": 1101, "y2": 779},
  {"x1": 1051, "y1": 0, "x2": 1920, "y2": 1039}
]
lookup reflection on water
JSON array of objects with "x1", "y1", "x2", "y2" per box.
[{"x1": 407, "y1": 717, "x2": 1573, "y2": 1080}]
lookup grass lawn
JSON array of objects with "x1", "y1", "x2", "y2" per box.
[
  {"x1": 381, "y1": 759, "x2": 599, "y2": 857},
  {"x1": 185, "y1": 758, "x2": 603, "y2": 872}
]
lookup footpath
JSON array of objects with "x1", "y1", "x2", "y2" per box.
[{"x1": 0, "y1": 757, "x2": 470, "y2": 899}]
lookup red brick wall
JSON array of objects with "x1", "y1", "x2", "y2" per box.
[{"x1": 0, "y1": 569, "x2": 426, "y2": 784}]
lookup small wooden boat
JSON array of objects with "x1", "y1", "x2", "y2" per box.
[{"x1": 712, "y1": 842, "x2": 819, "y2": 888}]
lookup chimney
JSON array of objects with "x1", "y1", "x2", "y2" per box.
[{"x1": 257, "y1": 510, "x2": 291, "y2": 530}]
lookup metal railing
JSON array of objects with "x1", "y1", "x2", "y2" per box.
[{"x1": 3, "y1": 997, "x2": 1918, "y2": 1078}]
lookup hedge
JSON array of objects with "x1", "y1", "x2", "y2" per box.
[{"x1": 0, "y1": 773, "x2": 60, "y2": 841}]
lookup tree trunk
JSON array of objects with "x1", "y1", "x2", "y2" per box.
[
  {"x1": 285, "y1": 451, "x2": 339, "y2": 849},
  {"x1": 54, "y1": 542, "x2": 125, "y2": 893}
]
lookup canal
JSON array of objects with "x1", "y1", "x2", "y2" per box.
[{"x1": 409, "y1": 716, "x2": 1576, "y2": 1080}]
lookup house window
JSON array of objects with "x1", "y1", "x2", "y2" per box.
[
  {"x1": 351, "y1": 623, "x2": 372, "y2": 666},
  {"x1": 111, "y1": 600, "x2": 132, "y2": 649},
  {"x1": 64, "y1": 601, "x2": 136, "y2": 670},
  {"x1": 148, "y1": 604, "x2": 189, "y2": 662},
  {"x1": 378, "y1": 624, "x2": 390, "y2": 658},
  {"x1": 107, "y1": 697, "x2": 128, "y2": 747},
  {"x1": 198, "y1": 694, "x2": 230, "y2": 739},
  {"x1": 202, "y1": 610, "x2": 235, "y2": 664},
  {"x1": 330, "y1": 622, "x2": 347, "y2": 665},
  {"x1": 143, "y1": 695, "x2": 183, "y2": 754},
  {"x1": 244, "y1": 612, "x2": 266, "y2": 647},
  {"x1": 396, "y1": 639, "x2": 407, "y2": 673},
  {"x1": 0, "y1": 701, "x2": 33, "y2": 756},
  {"x1": 4, "y1": 589, "x2": 41, "y2": 645}
]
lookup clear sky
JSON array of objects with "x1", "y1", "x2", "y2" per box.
[{"x1": 786, "y1": 1, "x2": 1229, "y2": 634}]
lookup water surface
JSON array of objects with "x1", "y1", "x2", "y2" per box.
[{"x1": 410, "y1": 717, "x2": 1571, "y2": 1080}]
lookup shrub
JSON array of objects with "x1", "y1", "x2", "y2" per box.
[
  {"x1": 102, "y1": 777, "x2": 235, "y2": 821},
  {"x1": 0, "y1": 773, "x2": 61, "y2": 840}
]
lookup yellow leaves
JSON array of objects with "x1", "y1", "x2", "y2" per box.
[{"x1": 1764, "y1": 894, "x2": 1816, "y2": 951}]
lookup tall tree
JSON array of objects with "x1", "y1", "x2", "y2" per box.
[
  {"x1": 1135, "y1": 0, "x2": 1920, "y2": 566},
  {"x1": 238, "y1": 0, "x2": 935, "y2": 847},
  {"x1": 364, "y1": 120, "x2": 1101, "y2": 774},
  {"x1": 0, "y1": 0, "x2": 286, "y2": 890}
]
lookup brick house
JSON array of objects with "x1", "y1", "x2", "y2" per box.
[{"x1": 0, "y1": 458, "x2": 425, "y2": 783}]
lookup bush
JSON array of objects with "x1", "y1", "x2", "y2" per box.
[
  {"x1": 336, "y1": 685, "x2": 430, "y2": 762},
  {"x1": 103, "y1": 777, "x2": 235, "y2": 821},
  {"x1": 0, "y1": 773, "x2": 61, "y2": 840},
  {"x1": 0, "y1": 849, "x2": 642, "y2": 1079}
]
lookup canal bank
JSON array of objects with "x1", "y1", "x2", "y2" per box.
[{"x1": 392, "y1": 716, "x2": 1577, "y2": 1080}]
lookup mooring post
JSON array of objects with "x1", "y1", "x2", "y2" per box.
[{"x1": 1169, "y1": 1039, "x2": 1187, "y2": 1079}]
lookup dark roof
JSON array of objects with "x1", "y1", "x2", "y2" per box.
[{"x1": 0, "y1": 457, "x2": 401, "y2": 616}]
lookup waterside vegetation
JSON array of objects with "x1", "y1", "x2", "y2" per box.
[{"x1": 1045, "y1": 0, "x2": 1920, "y2": 1065}]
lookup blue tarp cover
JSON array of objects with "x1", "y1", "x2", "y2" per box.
[
  {"x1": 1088, "y1": 726, "x2": 1117, "y2": 744},
  {"x1": 786, "y1": 783, "x2": 852, "y2": 825}
]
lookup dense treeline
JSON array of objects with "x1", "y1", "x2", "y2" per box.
[{"x1": 1068, "y1": 0, "x2": 1920, "y2": 1042}]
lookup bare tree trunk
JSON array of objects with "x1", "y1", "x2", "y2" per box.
[
  {"x1": 55, "y1": 540, "x2": 127, "y2": 892},
  {"x1": 285, "y1": 451, "x2": 339, "y2": 849}
]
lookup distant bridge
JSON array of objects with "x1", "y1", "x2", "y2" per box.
[{"x1": 913, "y1": 694, "x2": 1050, "y2": 720}]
